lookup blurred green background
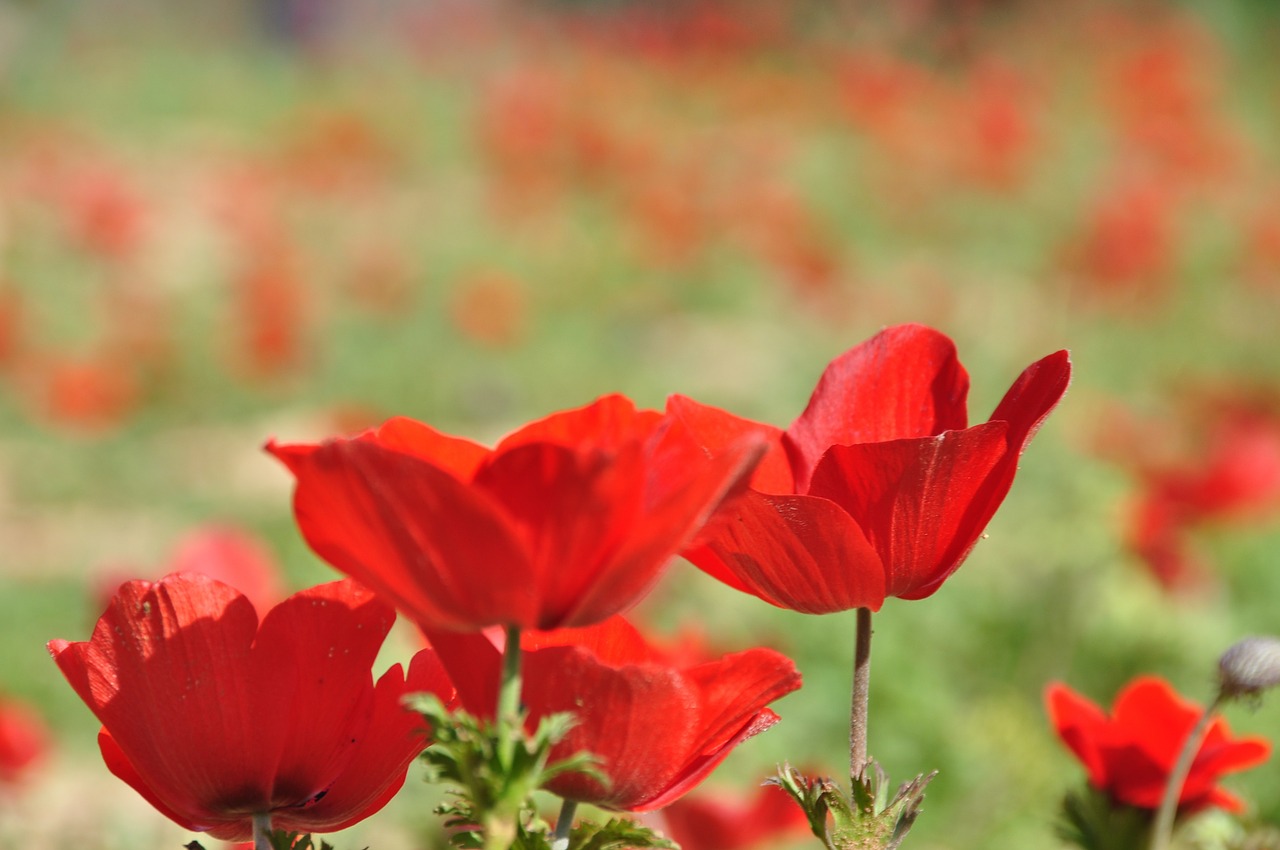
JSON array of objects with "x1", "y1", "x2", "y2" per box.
[{"x1": 3, "y1": 1, "x2": 1280, "y2": 847}]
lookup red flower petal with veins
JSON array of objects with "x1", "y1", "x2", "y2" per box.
[
  {"x1": 1046, "y1": 677, "x2": 1270, "y2": 813},
  {"x1": 50, "y1": 574, "x2": 454, "y2": 841}
]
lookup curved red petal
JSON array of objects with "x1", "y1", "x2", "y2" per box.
[
  {"x1": 684, "y1": 648, "x2": 802, "y2": 755},
  {"x1": 665, "y1": 395, "x2": 794, "y2": 493},
  {"x1": 267, "y1": 439, "x2": 535, "y2": 631},
  {"x1": 808, "y1": 424, "x2": 1007, "y2": 599},
  {"x1": 901, "y1": 350, "x2": 1071, "y2": 600},
  {"x1": 275, "y1": 650, "x2": 449, "y2": 833},
  {"x1": 564, "y1": 429, "x2": 768, "y2": 628},
  {"x1": 98, "y1": 729, "x2": 232, "y2": 837},
  {"x1": 686, "y1": 490, "x2": 886, "y2": 613},
  {"x1": 474, "y1": 441, "x2": 645, "y2": 629},
  {"x1": 369, "y1": 417, "x2": 489, "y2": 479},
  {"x1": 785, "y1": 324, "x2": 969, "y2": 489},
  {"x1": 252, "y1": 580, "x2": 393, "y2": 809},
  {"x1": 1045, "y1": 683, "x2": 1110, "y2": 788},
  {"x1": 496, "y1": 394, "x2": 662, "y2": 453}
]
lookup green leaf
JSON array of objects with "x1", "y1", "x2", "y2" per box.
[{"x1": 568, "y1": 817, "x2": 677, "y2": 850}]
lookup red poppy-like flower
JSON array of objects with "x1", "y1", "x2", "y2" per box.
[
  {"x1": 267, "y1": 394, "x2": 764, "y2": 633},
  {"x1": 49, "y1": 574, "x2": 454, "y2": 841},
  {"x1": 655, "y1": 782, "x2": 809, "y2": 850},
  {"x1": 670, "y1": 323, "x2": 1070, "y2": 613},
  {"x1": 0, "y1": 695, "x2": 48, "y2": 785},
  {"x1": 1045, "y1": 677, "x2": 1270, "y2": 813},
  {"x1": 425, "y1": 616, "x2": 801, "y2": 812}
]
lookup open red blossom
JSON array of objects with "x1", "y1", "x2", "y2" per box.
[
  {"x1": 49, "y1": 574, "x2": 454, "y2": 842},
  {"x1": 670, "y1": 323, "x2": 1070, "y2": 613},
  {"x1": 1046, "y1": 677, "x2": 1270, "y2": 813},
  {"x1": 425, "y1": 616, "x2": 801, "y2": 812},
  {"x1": 267, "y1": 394, "x2": 764, "y2": 633}
]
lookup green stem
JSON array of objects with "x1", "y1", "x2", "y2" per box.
[
  {"x1": 252, "y1": 813, "x2": 273, "y2": 850},
  {"x1": 1149, "y1": 692, "x2": 1226, "y2": 850},
  {"x1": 497, "y1": 624, "x2": 523, "y2": 765},
  {"x1": 552, "y1": 799, "x2": 578, "y2": 850},
  {"x1": 850, "y1": 607, "x2": 872, "y2": 785}
]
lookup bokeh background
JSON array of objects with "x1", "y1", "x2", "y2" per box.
[{"x1": 3, "y1": 0, "x2": 1280, "y2": 847}]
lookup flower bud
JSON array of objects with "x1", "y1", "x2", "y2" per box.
[{"x1": 1218, "y1": 636, "x2": 1280, "y2": 699}]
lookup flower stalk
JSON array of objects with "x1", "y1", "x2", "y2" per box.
[
  {"x1": 850, "y1": 607, "x2": 872, "y2": 785},
  {"x1": 252, "y1": 813, "x2": 273, "y2": 850}
]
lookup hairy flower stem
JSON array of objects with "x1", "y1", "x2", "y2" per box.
[
  {"x1": 850, "y1": 607, "x2": 872, "y2": 785},
  {"x1": 252, "y1": 813, "x2": 273, "y2": 850},
  {"x1": 1149, "y1": 692, "x2": 1226, "y2": 850},
  {"x1": 552, "y1": 799, "x2": 578, "y2": 850}
]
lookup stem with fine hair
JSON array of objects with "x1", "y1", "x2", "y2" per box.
[
  {"x1": 1149, "y1": 692, "x2": 1226, "y2": 850},
  {"x1": 850, "y1": 607, "x2": 873, "y2": 785},
  {"x1": 252, "y1": 812, "x2": 273, "y2": 850},
  {"x1": 552, "y1": 799, "x2": 578, "y2": 850}
]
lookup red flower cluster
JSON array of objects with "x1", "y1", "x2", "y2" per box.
[
  {"x1": 50, "y1": 575, "x2": 454, "y2": 842},
  {"x1": 672, "y1": 324, "x2": 1070, "y2": 612},
  {"x1": 268, "y1": 394, "x2": 764, "y2": 632},
  {"x1": 1046, "y1": 677, "x2": 1270, "y2": 813}
]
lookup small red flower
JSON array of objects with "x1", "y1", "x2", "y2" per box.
[
  {"x1": 0, "y1": 695, "x2": 48, "y2": 786},
  {"x1": 671, "y1": 323, "x2": 1070, "y2": 613},
  {"x1": 1046, "y1": 677, "x2": 1270, "y2": 813},
  {"x1": 267, "y1": 394, "x2": 764, "y2": 633},
  {"x1": 425, "y1": 616, "x2": 801, "y2": 812},
  {"x1": 50, "y1": 575, "x2": 454, "y2": 842}
]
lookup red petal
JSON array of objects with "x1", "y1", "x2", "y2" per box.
[
  {"x1": 369, "y1": 417, "x2": 489, "y2": 479},
  {"x1": 562, "y1": 428, "x2": 768, "y2": 627},
  {"x1": 1045, "y1": 683, "x2": 1110, "y2": 788},
  {"x1": 785, "y1": 325, "x2": 969, "y2": 489},
  {"x1": 496, "y1": 394, "x2": 663, "y2": 453},
  {"x1": 473, "y1": 441, "x2": 645, "y2": 629},
  {"x1": 685, "y1": 490, "x2": 887, "y2": 613},
  {"x1": 267, "y1": 439, "x2": 536, "y2": 631},
  {"x1": 807, "y1": 424, "x2": 1007, "y2": 599},
  {"x1": 666, "y1": 394, "x2": 794, "y2": 493},
  {"x1": 904, "y1": 350, "x2": 1072, "y2": 600},
  {"x1": 275, "y1": 650, "x2": 450, "y2": 833},
  {"x1": 51, "y1": 575, "x2": 277, "y2": 821},
  {"x1": 251, "y1": 580, "x2": 392, "y2": 809},
  {"x1": 97, "y1": 729, "x2": 228, "y2": 837}
]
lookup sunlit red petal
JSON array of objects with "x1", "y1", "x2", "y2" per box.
[
  {"x1": 685, "y1": 490, "x2": 886, "y2": 613},
  {"x1": 666, "y1": 394, "x2": 794, "y2": 493},
  {"x1": 267, "y1": 439, "x2": 536, "y2": 631},
  {"x1": 785, "y1": 324, "x2": 970, "y2": 488},
  {"x1": 807, "y1": 423, "x2": 1008, "y2": 599},
  {"x1": 369, "y1": 417, "x2": 489, "y2": 479}
]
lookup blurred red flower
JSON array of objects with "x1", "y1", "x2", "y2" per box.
[
  {"x1": 0, "y1": 695, "x2": 48, "y2": 786},
  {"x1": 1046, "y1": 677, "x2": 1270, "y2": 813},
  {"x1": 656, "y1": 782, "x2": 809, "y2": 850},
  {"x1": 49, "y1": 575, "x2": 454, "y2": 842},
  {"x1": 267, "y1": 394, "x2": 764, "y2": 633},
  {"x1": 671, "y1": 323, "x2": 1070, "y2": 613},
  {"x1": 425, "y1": 616, "x2": 801, "y2": 812}
]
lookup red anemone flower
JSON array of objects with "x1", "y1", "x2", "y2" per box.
[
  {"x1": 49, "y1": 574, "x2": 454, "y2": 842},
  {"x1": 1046, "y1": 677, "x2": 1270, "y2": 813},
  {"x1": 425, "y1": 616, "x2": 801, "y2": 812},
  {"x1": 267, "y1": 394, "x2": 764, "y2": 633},
  {"x1": 669, "y1": 323, "x2": 1070, "y2": 613}
]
